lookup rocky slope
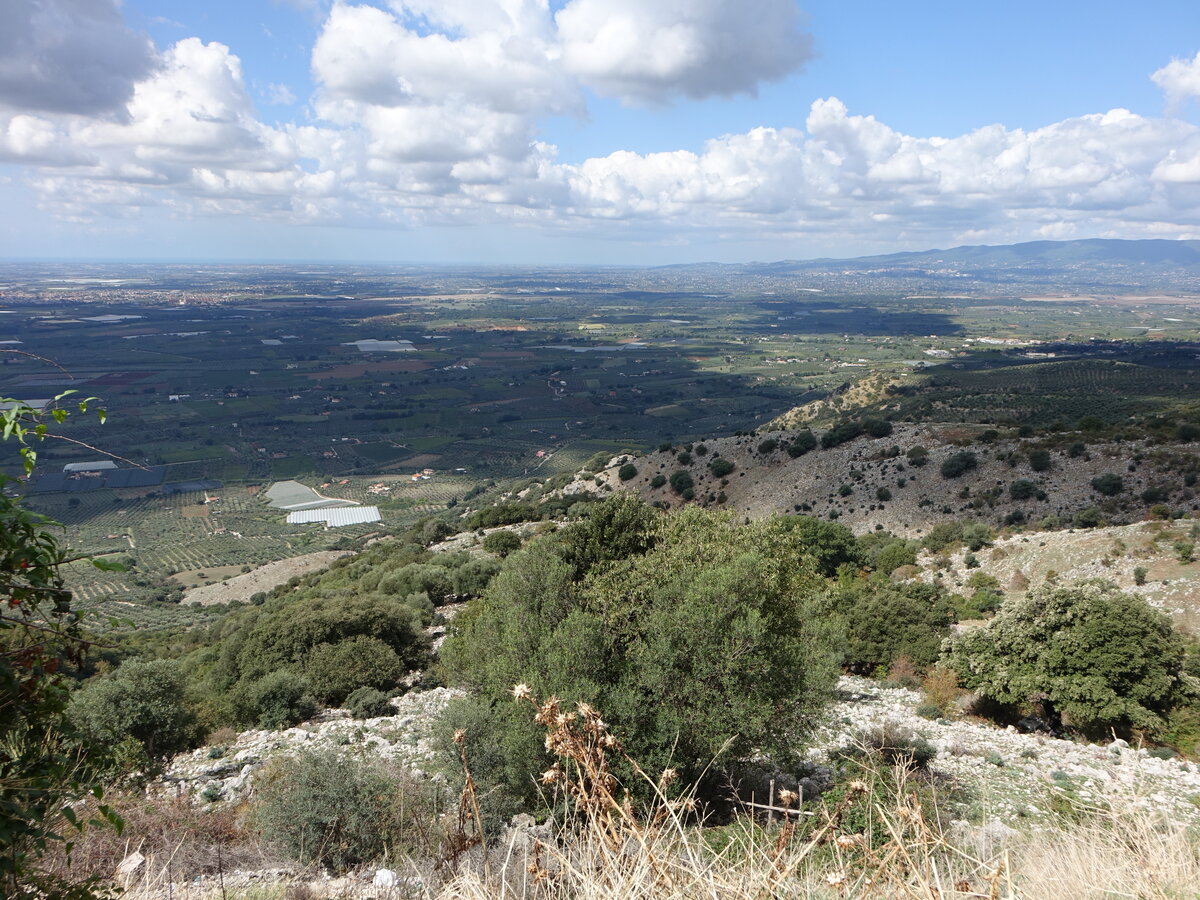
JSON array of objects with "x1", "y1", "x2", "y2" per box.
[
  {"x1": 155, "y1": 687, "x2": 463, "y2": 805},
  {"x1": 815, "y1": 678, "x2": 1200, "y2": 829},
  {"x1": 581, "y1": 424, "x2": 1199, "y2": 537}
]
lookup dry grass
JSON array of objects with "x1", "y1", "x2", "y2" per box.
[
  {"x1": 43, "y1": 794, "x2": 282, "y2": 892},
  {"x1": 101, "y1": 688, "x2": 1200, "y2": 899}
]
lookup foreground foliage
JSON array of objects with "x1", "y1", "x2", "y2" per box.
[
  {"x1": 442, "y1": 496, "x2": 841, "y2": 809},
  {"x1": 946, "y1": 580, "x2": 1195, "y2": 735}
]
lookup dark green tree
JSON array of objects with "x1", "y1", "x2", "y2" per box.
[
  {"x1": 69, "y1": 660, "x2": 196, "y2": 765},
  {"x1": 442, "y1": 505, "x2": 839, "y2": 805},
  {"x1": 945, "y1": 581, "x2": 1194, "y2": 735}
]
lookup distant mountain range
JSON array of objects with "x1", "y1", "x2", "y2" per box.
[
  {"x1": 772, "y1": 238, "x2": 1200, "y2": 272},
  {"x1": 656, "y1": 239, "x2": 1200, "y2": 288}
]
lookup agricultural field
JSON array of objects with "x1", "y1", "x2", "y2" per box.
[{"x1": 4, "y1": 260, "x2": 1200, "y2": 627}]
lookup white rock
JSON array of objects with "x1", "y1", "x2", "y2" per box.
[
  {"x1": 116, "y1": 850, "x2": 145, "y2": 878},
  {"x1": 373, "y1": 868, "x2": 398, "y2": 888}
]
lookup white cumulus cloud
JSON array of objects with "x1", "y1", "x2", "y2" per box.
[
  {"x1": 1152, "y1": 51, "x2": 1200, "y2": 109},
  {"x1": 556, "y1": 0, "x2": 813, "y2": 104},
  {"x1": 8, "y1": 1, "x2": 1200, "y2": 255}
]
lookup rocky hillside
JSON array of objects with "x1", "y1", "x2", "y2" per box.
[
  {"x1": 585, "y1": 424, "x2": 1199, "y2": 537},
  {"x1": 911, "y1": 519, "x2": 1200, "y2": 634}
]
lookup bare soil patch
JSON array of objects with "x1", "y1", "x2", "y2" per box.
[{"x1": 182, "y1": 551, "x2": 351, "y2": 606}]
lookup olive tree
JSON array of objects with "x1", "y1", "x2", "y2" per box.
[
  {"x1": 944, "y1": 581, "x2": 1193, "y2": 735},
  {"x1": 442, "y1": 500, "x2": 839, "y2": 805}
]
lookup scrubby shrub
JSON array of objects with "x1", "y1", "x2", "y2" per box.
[
  {"x1": 781, "y1": 515, "x2": 865, "y2": 576},
  {"x1": 618, "y1": 463, "x2": 638, "y2": 481},
  {"x1": 442, "y1": 499, "x2": 840, "y2": 806},
  {"x1": 1009, "y1": 479, "x2": 1037, "y2": 501},
  {"x1": 944, "y1": 581, "x2": 1190, "y2": 735},
  {"x1": 863, "y1": 418, "x2": 893, "y2": 438},
  {"x1": 669, "y1": 469, "x2": 694, "y2": 495},
  {"x1": 962, "y1": 522, "x2": 993, "y2": 552},
  {"x1": 305, "y1": 636, "x2": 405, "y2": 706},
  {"x1": 821, "y1": 420, "x2": 865, "y2": 449},
  {"x1": 1073, "y1": 506, "x2": 1104, "y2": 528},
  {"x1": 940, "y1": 450, "x2": 977, "y2": 479},
  {"x1": 450, "y1": 557, "x2": 502, "y2": 597},
  {"x1": 1091, "y1": 473, "x2": 1124, "y2": 496},
  {"x1": 650, "y1": 474, "x2": 667, "y2": 489},
  {"x1": 708, "y1": 457, "x2": 735, "y2": 478},
  {"x1": 757, "y1": 438, "x2": 778, "y2": 454},
  {"x1": 482, "y1": 530, "x2": 522, "y2": 557},
  {"x1": 242, "y1": 671, "x2": 316, "y2": 730},
  {"x1": 252, "y1": 749, "x2": 437, "y2": 872},
  {"x1": 825, "y1": 582, "x2": 956, "y2": 674},
  {"x1": 921, "y1": 521, "x2": 962, "y2": 553},
  {"x1": 345, "y1": 687, "x2": 393, "y2": 719},
  {"x1": 845, "y1": 723, "x2": 936, "y2": 770},
  {"x1": 875, "y1": 486, "x2": 892, "y2": 502},
  {"x1": 906, "y1": 446, "x2": 929, "y2": 467},
  {"x1": 787, "y1": 430, "x2": 817, "y2": 457},
  {"x1": 1029, "y1": 449, "x2": 1052, "y2": 472},
  {"x1": 70, "y1": 659, "x2": 196, "y2": 765},
  {"x1": 1141, "y1": 485, "x2": 1169, "y2": 503},
  {"x1": 873, "y1": 540, "x2": 916, "y2": 575}
]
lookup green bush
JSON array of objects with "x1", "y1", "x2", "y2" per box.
[
  {"x1": 962, "y1": 522, "x2": 993, "y2": 552},
  {"x1": 780, "y1": 515, "x2": 865, "y2": 576},
  {"x1": 1091, "y1": 473, "x2": 1124, "y2": 496},
  {"x1": 1178, "y1": 423, "x2": 1200, "y2": 442},
  {"x1": 940, "y1": 451, "x2": 977, "y2": 479},
  {"x1": 873, "y1": 541, "x2": 916, "y2": 574},
  {"x1": 921, "y1": 521, "x2": 964, "y2": 552},
  {"x1": 944, "y1": 581, "x2": 1191, "y2": 735},
  {"x1": 252, "y1": 749, "x2": 437, "y2": 872},
  {"x1": 906, "y1": 446, "x2": 929, "y2": 467},
  {"x1": 451, "y1": 557, "x2": 502, "y2": 597},
  {"x1": 1073, "y1": 506, "x2": 1104, "y2": 528},
  {"x1": 825, "y1": 582, "x2": 956, "y2": 674},
  {"x1": 875, "y1": 487, "x2": 892, "y2": 502},
  {"x1": 442, "y1": 500, "x2": 839, "y2": 805},
  {"x1": 242, "y1": 671, "x2": 317, "y2": 729},
  {"x1": 757, "y1": 438, "x2": 778, "y2": 454},
  {"x1": 708, "y1": 457, "x2": 735, "y2": 478},
  {"x1": 482, "y1": 530, "x2": 522, "y2": 557},
  {"x1": 305, "y1": 635, "x2": 405, "y2": 706},
  {"x1": 70, "y1": 659, "x2": 197, "y2": 767},
  {"x1": 821, "y1": 420, "x2": 865, "y2": 449},
  {"x1": 863, "y1": 418, "x2": 893, "y2": 438},
  {"x1": 345, "y1": 687, "x2": 393, "y2": 719},
  {"x1": 650, "y1": 474, "x2": 667, "y2": 489},
  {"x1": 1009, "y1": 479, "x2": 1038, "y2": 501},
  {"x1": 618, "y1": 463, "x2": 638, "y2": 481},
  {"x1": 1029, "y1": 449, "x2": 1052, "y2": 472},
  {"x1": 195, "y1": 591, "x2": 428, "y2": 726},
  {"x1": 787, "y1": 431, "x2": 817, "y2": 457},
  {"x1": 669, "y1": 469, "x2": 694, "y2": 495}
]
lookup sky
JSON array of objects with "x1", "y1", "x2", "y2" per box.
[{"x1": 2, "y1": 0, "x2": 1200, "y2": 264}]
